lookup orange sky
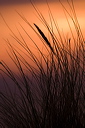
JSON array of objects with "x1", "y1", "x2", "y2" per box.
[{"x1": 0, "y1": 0, "x2": 85, "y2": 72}]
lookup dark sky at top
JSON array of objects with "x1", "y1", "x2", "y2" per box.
[
  {"x1": 0, "y1": 0, "x2": 66, "y2": 5},
  {"x1": 0, "y1": 0, "x2": 56, "y2": 5}
]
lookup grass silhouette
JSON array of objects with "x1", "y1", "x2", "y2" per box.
[{"x1": 0, "y1": 0, "x2": 85, "y2": 127}]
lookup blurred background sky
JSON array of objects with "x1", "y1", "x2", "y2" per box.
[
  {"x1": 0, "y1": 0, "x2": 63, "y2": 5},
  {"x1": 0, "y1": 0, "x2": 85, "y2": 71}
]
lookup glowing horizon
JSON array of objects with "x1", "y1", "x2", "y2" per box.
[{"x1": 0, "y1": 1, "x2": 85, "y2": 72}]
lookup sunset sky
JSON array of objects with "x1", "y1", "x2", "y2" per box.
[
  {"x1": 0, "y1": 2, "x2": 84, "y2": 125},
  {"x1": 0, "y1": 0, "x2": 85, "y2": 71},
  {"x1": 0, "y1": 0, "x2": 61, "y2": 5}
]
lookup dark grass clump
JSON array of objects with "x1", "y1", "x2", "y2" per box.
[{"x1": 0, "y1": 1, "x2": 85, "y2": 128}]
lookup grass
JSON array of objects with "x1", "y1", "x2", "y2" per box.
[{"x1": 0, "y1": 0, "x2": 85, "y2": 127}]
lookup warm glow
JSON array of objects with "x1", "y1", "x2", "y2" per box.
[{"x1": 0, "y1": 1, "x2": 85, "y2": 72}]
